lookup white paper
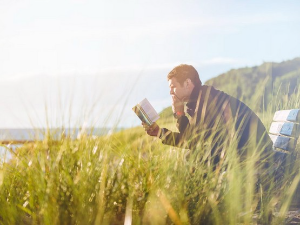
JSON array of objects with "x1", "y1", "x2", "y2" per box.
[{"x1": 139, "y1": 98, "x2": 160, "y2": 123}]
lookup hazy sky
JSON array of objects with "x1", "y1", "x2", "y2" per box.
[{"x1": 1, "y1": 0, "x2": 300, "y2": 128}]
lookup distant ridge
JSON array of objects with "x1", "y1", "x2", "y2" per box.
[{"x1": 205, "y1": 57, "x2": 300, "y2": 111}]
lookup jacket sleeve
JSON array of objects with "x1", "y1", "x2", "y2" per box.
[{"x1": 159, "y1": 115, "x2": 190, "y2": 148}]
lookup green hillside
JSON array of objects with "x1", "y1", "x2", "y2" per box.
[{"x1": 205, "y1": 57, "x2": 300, "y2": 112}]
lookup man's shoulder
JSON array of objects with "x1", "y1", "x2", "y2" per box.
[
  {"x1": 203, "y1": 85, "x2": 250, "y2": 109},
  {"x1": 202, "y1": 85, "x2": 229, "y2": 99}
]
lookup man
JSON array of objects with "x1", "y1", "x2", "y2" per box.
[
  {"x1": 143, "y1": 64, "x2": 273, "y2": 162},
  {"x1": 142, "y1": 64, "x2": 283, "y2": 223}
]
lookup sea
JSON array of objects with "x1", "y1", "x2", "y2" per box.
[{"x1": 0, "y1": 127, "x2": 120, "y2": 163}]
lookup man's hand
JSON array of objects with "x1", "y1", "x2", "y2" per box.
[
  {"x1": 142, "y1": 122, "x2": 161, "y2": 137},
  {"x1": 171, "y1": 95, "x2": 185, "y2": 114}
]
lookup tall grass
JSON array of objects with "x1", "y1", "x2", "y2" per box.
[{"x1": 0, "y1": 87, "x2": 300, "y2": 224}]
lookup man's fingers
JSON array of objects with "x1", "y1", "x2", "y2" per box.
[
  {"x1": 150, "y1": 122, "x2": 157, "y2": 128},
  {"x1": 148, "y1": 124, "x2": 156, "y2": 132},
  {"x1": 142, "y1": 122, "x2": 159, "y2": 137},
  {"x1": 142, "y1": 122, "x2": 149, "y2": 129},
  {"x1": 172, "y1": 94, "x2": 179, "y2": 100},
  {"x1": 142, "y1": 122, "x2": 160, "y2": 137}
]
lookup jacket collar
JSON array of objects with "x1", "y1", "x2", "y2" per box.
[{"x1": 186, "y1": 84, "x2": 202, "y2": 116}]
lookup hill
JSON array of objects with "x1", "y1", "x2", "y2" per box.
[{"x1": 205, "y1": 57, "x2": 300, "y2": 112}]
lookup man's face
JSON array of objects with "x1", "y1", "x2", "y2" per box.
[{"x1": 168, "y1": 77, "x2": 190, "y2": 102}]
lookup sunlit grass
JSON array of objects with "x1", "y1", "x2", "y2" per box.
[{"x1": 0, "y1": 87, "x2": 300, "y2": 224}]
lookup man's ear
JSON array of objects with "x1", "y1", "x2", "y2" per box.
[{"x1": 184, "y1": 78, "x2": 192, "y2": 88}]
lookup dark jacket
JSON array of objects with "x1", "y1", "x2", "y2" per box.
[{"x1": 160, "y1": 84, "x2": 273, "y2": 162}]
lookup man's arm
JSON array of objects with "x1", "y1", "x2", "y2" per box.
[
  {"x1": 157, "y1": 94, "x2": 190, "y2": 147},
  {"x1": 142, "y1": 115, "x2": 191, "y2": 148},
  {"x1": 159, "y1": 115, "x2": 190, "y2": 148}
]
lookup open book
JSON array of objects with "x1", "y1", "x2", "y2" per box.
[{"x1": 132, "y1": 98, "x2": 160, "y2": 126}]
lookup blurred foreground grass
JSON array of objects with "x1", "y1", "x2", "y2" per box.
[{"x1": 0, "y1": 88, "x2": 300, "y2": 224}]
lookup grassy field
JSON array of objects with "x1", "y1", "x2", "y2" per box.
[{"x1": 0, "y1": 88, "x2": 300, "y2": 224}]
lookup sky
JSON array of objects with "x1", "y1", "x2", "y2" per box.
[{"x1": 1, "y1": 0, "x2": 300, "y2": 128}]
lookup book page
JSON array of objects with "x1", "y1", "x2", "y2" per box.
[
  {"x1": 132, "y1": 104, "x2": 152, "y2": 125},
  {"x1": 139, "y1": 98, "x2": 159, "y2": 123}
]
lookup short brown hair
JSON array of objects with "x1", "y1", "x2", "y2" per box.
[{"x1": 167, "y1": 64, "x2": 202, "y2": 86}]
